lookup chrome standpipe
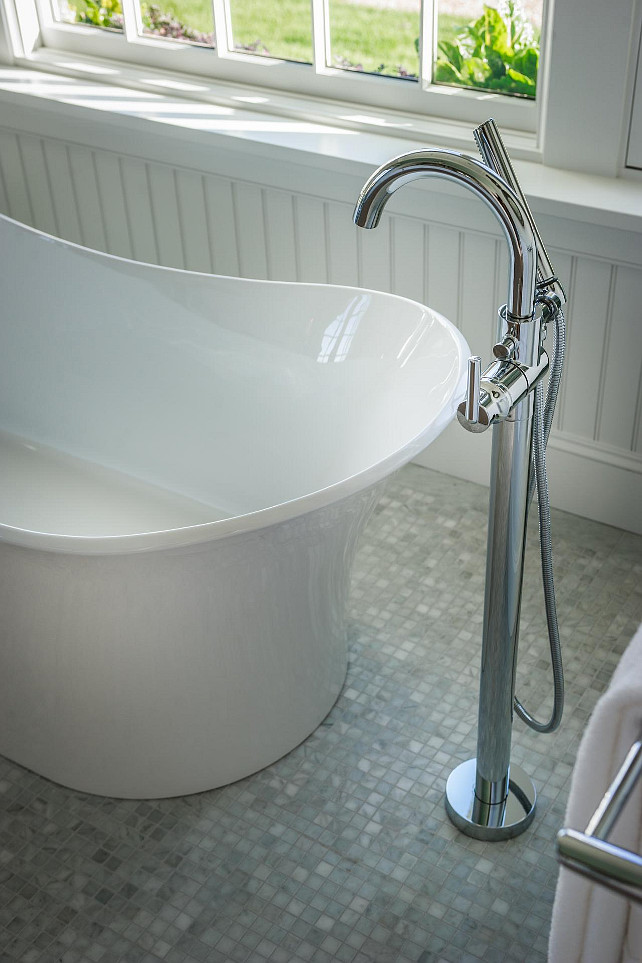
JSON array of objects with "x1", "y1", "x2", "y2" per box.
[
  {"x1": 353, "y1": 119, "x2": 564, "y2": 841},
  {"x1": 446, "y1": 309, "x2": 544, "y2": 839},
  {"x1": 446, "y1": 123, "x2": 565, "y2": 839}
]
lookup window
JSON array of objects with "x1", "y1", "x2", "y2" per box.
[
  {"x1": 3, "y1": 0, "x2": 542, "y2": 132},
  {"x1": 2, "y1": 0, "x2": 641, "y2": 176},
  {"x1": 49, "y1": 0, "x2": 543, "y2": 98}
]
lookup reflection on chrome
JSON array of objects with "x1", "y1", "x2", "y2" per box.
[{"x1": 232, "y1": 95, "x2": 270, "y2": 104}]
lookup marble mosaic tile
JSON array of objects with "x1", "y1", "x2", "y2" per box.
[{"x1": 0, "y1": 464, "x2": 641, "y2": 962}]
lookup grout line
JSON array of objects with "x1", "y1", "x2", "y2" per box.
[
  {"x1": 292, "y1": 194, "x2": 301, "y2": 282},
  {"x1": 423, "y1": 222, "x2": 429, "y2": 307},
  {"x1": 593, "y1": 264, "x2": 617, "y2": 442},
  {"x1": 630, "y1": 359, "x2": 642, "y2": 454},
  {"x1": 201, "y1": 174, "x2": 216, "y2": 275},
  {"x1": 230, "y1": 181, "x2": 244, "y2": 277},
  {"x1": 65, "y1": 144, "x2": 85, "y2": 247},
  {"x1": 117, "y1": 154, "x2": 135, "y2": 260},
  {"x1": 90, "y1": 149, "x2": 107, "y2": 253},
  {"x1": 456, "y1": 230, "x2": 465, "y2": 332},
  {"x1": 172, "y1": 167, "x2": 187, "y2": 271},
  {"x1": 144, "y1": 162, "x2": 161, "y2": 265},
  {"x1": 261, "y1": 187, "x2": 271, "y2": 279},
  {"x1": 323, "y1": 200, "x2": 331, "y2": 284},
  {"x1": 555, "y1": 255, "x2": 576, "y2": 434},
  {"x1": 16, "y1": 134, "x2": 35, "y2": 227}
]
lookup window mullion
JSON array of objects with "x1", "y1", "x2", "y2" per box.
[
  {"x1": 33, "y1": 0, "x2": 52, "y2": 29},
  {"x1": 419, "y1": 0, "x2": 435, "y2": 89},
  {"x1": 211, "y1": 0, "x2": 232, "y2": 56},
  {"x1": 311, "y1": 0, "x2": 330, "y2": 73},
  {"x1": 8, "y1": 0, "x2": 43, "y2": 57},
  {"x1": 120, "y1": 0, "x2": 142, "y2": 43}
]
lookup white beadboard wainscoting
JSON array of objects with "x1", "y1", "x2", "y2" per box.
[{"x1": 0, "y1": 91, "x2": 640, "y2": 534}]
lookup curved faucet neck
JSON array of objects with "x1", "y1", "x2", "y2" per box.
[{"x1": 353, "y1": 149, "x2": 538, "y2": 322}]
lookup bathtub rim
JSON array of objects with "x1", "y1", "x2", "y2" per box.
[{"x1": 0, "y1": 212, "x2": 469, "y2": 556}]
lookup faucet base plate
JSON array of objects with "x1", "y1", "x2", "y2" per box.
[{"x1": 445, "y1": 758, "x2": 536, "y2": 841}]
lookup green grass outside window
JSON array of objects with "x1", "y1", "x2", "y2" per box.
[{"x1": 68, "y1": 1, "x2": 537, "y2": 95}]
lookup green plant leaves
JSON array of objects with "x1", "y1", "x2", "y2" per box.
[
  {"x1": 473, "y1": 6, "x2": 509, "y2": 57},
  {"x1": 434, "y1": 2, "x2": 539, "y2": 99},
  {"x1": 434, "y1": 59, "x2": 462, "y2": 84},
  {"x1": 71, "y1": 0, "x2": 123, "y2": 29},
  {"x1": 486, "y1": 46, "x2": 507, "y2": 78},
  {"x1": 437, "y1": 40, "x2": 463, "y2": 73},
  {"x1": 512, "y1": 46, "x2": 538, "y2": 81}
]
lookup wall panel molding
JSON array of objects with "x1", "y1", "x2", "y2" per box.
[{"x1": 1, "y1": 115, "x2": 640, "y2": 533}]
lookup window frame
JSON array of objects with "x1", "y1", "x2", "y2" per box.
[
  {"x1": 1, "y1": 0, "x2": 641, "y2": 177},
  {"x1": 8, "y1": 0, "x2": 540, "y2": 132},
  {"x1": 625, "y1": 18, "x2": 642, "y2": 169},
  {"x1": 540, "y1": 0, "x2": 641, "y2": 176}
]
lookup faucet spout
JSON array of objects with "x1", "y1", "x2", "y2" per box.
[{"x1": 353, "y1": 149, "x2": 537, "y2": 321}]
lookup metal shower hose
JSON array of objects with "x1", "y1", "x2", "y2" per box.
[{"x1": 514, "y1": 301, "x2": 566, "y2": 733}]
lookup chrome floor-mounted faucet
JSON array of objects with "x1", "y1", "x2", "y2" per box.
[{"x1": 354, "y1": 120, "x2": 566, "y2": 840}]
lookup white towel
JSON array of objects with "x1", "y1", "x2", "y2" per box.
[{"x1": 549, "y1": 621, "x2": 642, "y2": 963}]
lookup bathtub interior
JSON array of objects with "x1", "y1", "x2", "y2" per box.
[{"x1": 1, "y1": 215, "x2": 467, "y2": 541}]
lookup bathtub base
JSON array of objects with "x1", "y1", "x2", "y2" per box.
[
  {"x1": 0, "y1": 488, "x2": 379, "y2": 798},
  {"x1": 0, "y1": 213, "x2": 468, "y2": 800}
]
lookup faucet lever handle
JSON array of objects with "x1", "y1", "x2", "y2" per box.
[{"x1": 465, "y1": 356, "x2": 482, "y2": 424}]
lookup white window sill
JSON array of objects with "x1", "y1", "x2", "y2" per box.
[{"x1": 1, "y1": 57, "x2": 642, "y2": 235}]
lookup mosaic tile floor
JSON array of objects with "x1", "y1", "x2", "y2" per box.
[{"x1": 1, "y1": 464, "x2": 641, "y2": 963}]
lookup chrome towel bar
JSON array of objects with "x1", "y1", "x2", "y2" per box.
[{"x1": 557, "y1": 738, "x2": 642, "y2": 903}]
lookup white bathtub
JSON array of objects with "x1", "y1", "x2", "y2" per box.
[{"x1": 0, "y1": 213, "x2": 468, "y2": 798}]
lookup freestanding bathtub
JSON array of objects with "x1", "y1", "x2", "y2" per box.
[{"x1": 0, "y1": 212, "x2": 468, "y2": 798}]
